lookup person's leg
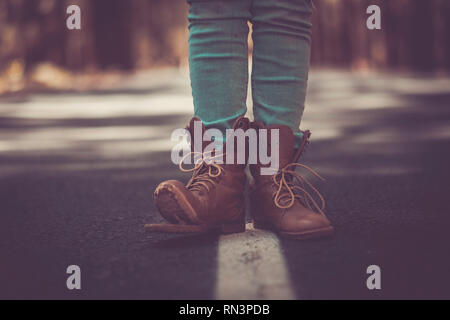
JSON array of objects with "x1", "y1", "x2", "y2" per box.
[
  {"x1": 250, "y1": 0, "x2": 313, "y2": 147},
  {"x1": 187, "y1": 0, "x2": 251, "y2": 136},
  {"x1": 147, "y1": 1, "x2": 253, "y2": 235},
  {"x1": 248, "y1": 1, "x2": 333, "y2": 240}
]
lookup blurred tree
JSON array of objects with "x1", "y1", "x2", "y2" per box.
[
  {"x1": 92, "y1": 0, "x2": 133, "y2": 70},
  {"x1": 0, "y1": 0, "x2": 449, "y2": 75}
]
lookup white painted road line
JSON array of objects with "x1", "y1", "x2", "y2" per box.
[{"x1": 215, "y1": 223, "x2": 295, "y2": 300}]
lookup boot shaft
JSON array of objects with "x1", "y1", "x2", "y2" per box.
[
  {"x1": 186, "y1": 116, "x2": 251, "y2": 169},
  {"x1": 249, "y1": 121, "x2": 311, "y2": 179}
]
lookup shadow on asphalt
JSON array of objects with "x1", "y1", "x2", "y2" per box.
[
  {"x1": 0, "y1": 71, "x2": 449, "y2": 299},
  {"x1": 281, "y1": 91, "x2": 450, "y2": 299}
]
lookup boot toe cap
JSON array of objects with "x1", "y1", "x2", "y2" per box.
[{"x1": 154, "y1": 180, "x2": 185, "y2": 198}]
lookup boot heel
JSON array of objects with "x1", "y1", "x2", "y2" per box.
[{"x1": 220, "y1": 213, "x2": 245, "y2": 234}]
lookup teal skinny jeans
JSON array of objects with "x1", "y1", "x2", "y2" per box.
[{"x1": 187, "y1": 0, "x2": 313, "y2": 146}]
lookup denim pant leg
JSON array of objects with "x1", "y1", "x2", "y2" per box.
[
  {"x1": 187, "y1": 1, "x2": 252, "y2": 135},
  {"x1": 250, "y1": 0, "x2": 313, "y2": 147}
]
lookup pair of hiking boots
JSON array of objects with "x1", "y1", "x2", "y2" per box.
[{"x1": 146, "y1": 117, "x2": 333, "y2": 240}]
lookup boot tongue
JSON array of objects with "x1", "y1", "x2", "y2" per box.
[
  {"x1": 187, "y1": 117, "x2": 209, "y2": 152},
  {"x1": 266, "y1": 125, "x2": 295, "y2": 168},
  {"x1": 187, "y1": 116, "x2": 251, "y2": 166}
]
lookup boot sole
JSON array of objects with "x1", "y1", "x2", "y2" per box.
[
  {"x1": 253, "y1": 220, "x2": 334, "y2": 240},
  {"x1": 144, "y1": 221, "x2": 245, "y2": 234},
  {"x1": 148, "y1": 184, "x2": 245, "y2": 234}
]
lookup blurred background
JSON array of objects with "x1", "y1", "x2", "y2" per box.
[
  {"x1": 1, "y1": 0, "x2": 450, "y2": 94},
  {"x1": 1, "y1": 0, "x2": 450, "y2": 299}
]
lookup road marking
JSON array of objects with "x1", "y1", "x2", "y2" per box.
[{"x1": 215, "y1": 223, "x2": 295, "y2": 300}]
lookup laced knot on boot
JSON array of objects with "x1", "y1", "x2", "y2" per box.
[
  {"x1": 273, "y1": 162, "x2": 326, "y2": 215},
  {"x1": 179, "y1": 151, "x2": 226, "y2": 193}
]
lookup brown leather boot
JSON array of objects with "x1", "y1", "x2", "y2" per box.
[
  {"x1": 249, "y1": 123, "x2": 333, "y2": 240},
  {"x1": 145, "y1": 116, "x2": 250, "y2": 234}
]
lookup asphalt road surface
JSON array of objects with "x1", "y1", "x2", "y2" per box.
[{"x1": 1, "y1": 69, "x2": 450, "y2": 299}]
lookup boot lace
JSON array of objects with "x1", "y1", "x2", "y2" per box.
[
  {"x1": 273, "y1": 162, "x2": 326, "y2": 215},
  {"x1": 179, "y1": 151, "x2": 226, "y2": 193}
]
